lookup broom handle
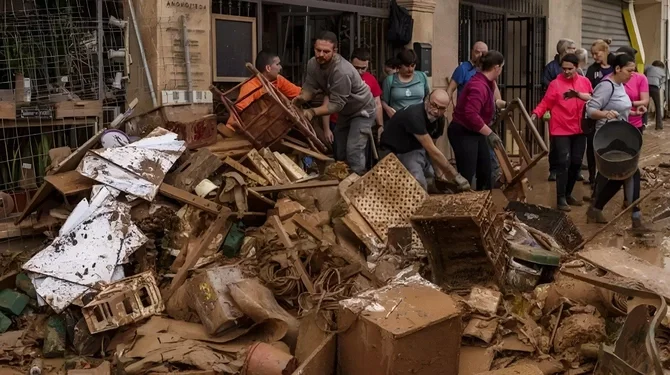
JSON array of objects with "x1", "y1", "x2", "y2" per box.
[{"x1": 577, "y1": 176, "x2": 669, "y2": 249}]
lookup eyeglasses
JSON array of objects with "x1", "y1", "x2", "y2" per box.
[{"x1": 428, "y1": 100, "x2": 448, "y2": 111}]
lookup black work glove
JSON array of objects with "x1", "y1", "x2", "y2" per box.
[{"x1": 487, "y1": 132, "x2": 503, "y2": 150}]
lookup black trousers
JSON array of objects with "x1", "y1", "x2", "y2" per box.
[
  {"x1": 593, "y1": 170, "x2": 641, "y2": 213},
  {"x1": 548, "y1": 137, "x2": 559, "y2": 173},
  {"x1": 585, "y1": 131, "x2": 596, "y2": 185},
  {"x1": 553, "y1": 134, "x2": 586, "y2": 200},
  {"x1": 448, "y1": 122, "x2": 492, "y2": 191},
  {"x1": 650, "y1": 85, "x2": 663, "y2": 129}
]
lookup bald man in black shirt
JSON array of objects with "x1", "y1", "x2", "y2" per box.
[{"x1": 380, "y1": 89, "x2": 470, "y2": 192}]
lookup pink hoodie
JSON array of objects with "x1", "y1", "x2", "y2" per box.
[{"x1": 533, "y1": 73, "x2": 593, "y2": 136}]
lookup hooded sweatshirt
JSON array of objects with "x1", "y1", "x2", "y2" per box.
[
  {"x1": 533, "y1": 73, "x2": 593, "y2": 136},
  {"x1": 451, "y1": 72, "x2": 496, "y2": 132}
]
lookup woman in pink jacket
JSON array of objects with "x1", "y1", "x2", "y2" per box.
[{"x1": 531, "y1": 54, "x2": 593, "y2": 211}]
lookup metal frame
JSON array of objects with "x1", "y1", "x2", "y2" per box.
[{"x1": 211, "y1": 14, "x2": 258, "y2": 82}]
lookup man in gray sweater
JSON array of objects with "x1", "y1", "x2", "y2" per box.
[{"x1": 292, "y1": 31, "x2": 376, "y2": 175}]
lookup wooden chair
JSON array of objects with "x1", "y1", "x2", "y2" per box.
[
  {"x1": 210, "y1": 63, "x2": 326, "y2": 153},
  {"x1": 492, "y1": 98, "x2": 549, "y2": 202}
]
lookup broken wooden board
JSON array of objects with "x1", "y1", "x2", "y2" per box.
[
  {"x1": 211, "y1": 149, "x2": 252, "y2": 160},
  {"x1": 268, "y1": 215, "x2": 315, "y2": 294},
  {"x1": 281, "y1": 140, "x2": 334, "y2": 162},
  {"x1": 260, "y1": 148, "x2": 291, "y2": 184},
  {"x1": 44, "y1": 170, "x2": 95, "y2": 196},
  {"x1": 276, "y1": 198, "x2": 305, "y2": 220},
  {"x1": 204, "y1": 137, "x2": 252, "y2": 152},
  {"x1": 248, "y1": 189, "x2": 275, "y2": 206},
  {"x1": 246, "y1": 149, "x2": 282, "y2": 185},
  {"x1": 15, "y1": 131, "x2": 104, "y2": 225},
  {"x1": 274, "y1": 152, "x2": 308, "y2": 181},
  {"x1": 165, "y1": 207, "x2": 233, "y2": 300},
  {"x1": 342, "y1": 207, "x2": 385, "y2": 256},
  {"x1": 250, "y1": 180, "x2": 339, "y2": 194},
  {"x1": 159, "y1": 183, "x2": 221, "y2": 215},
  {"x1": 167, "y1": 149, "x2": 223, "y2": 193},
  {"x1": 580, "y1": 246, "x2": 670, "y2": 301},
  {"x1": 223, "y1": 157, "x2": 268, "y2": 186},
  {"x1": 0, "y1": 217, "x2": 42, "y2": 240}
]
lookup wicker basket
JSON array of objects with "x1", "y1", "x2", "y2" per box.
[
  {"x1": 411, "y1": 192, "x2": 505, "y2": 290},
  {"x1": 505, "y1": 201, "x2": 583, "y2": 252}
]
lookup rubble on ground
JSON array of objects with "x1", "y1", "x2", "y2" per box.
[{"x1": 2, "y1": 113, "x2": 670, "y2": 375}]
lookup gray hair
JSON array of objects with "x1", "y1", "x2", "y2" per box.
[
  {"x1": 575, "y1": 48, "x2": 588, "y2": 63},
  {"x1": 556, "y1": 38, "x2": 576, "y2": 55}
]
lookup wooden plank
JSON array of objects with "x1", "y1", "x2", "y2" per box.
[
  {"x1": 274, "y1": 152, "x2": 308, "y2": 181},
  {"x1": 168, "y1": 149, "x2": 223, "y2": 192},
  {"x1": 260, "y1": 148, "x2": 291, "y2": 184},
  {"x1": 165, "y1": 207, "x2": 233, "y2": 301},
  {"x1": 44, "y1": 170, "x2": 95, "y2": 195},
  {"x1": 204, "y1": 138, "x2": 253, "y2": 152},
  {"x1": 342, "y1": 207, "x2": 384, "y2": 254},
  {"x1": 268, "y1": 215, "x2": 294, "y2": 248},
  {"x1": 268, "y1": 215, "x2": 315, "y2": 294},
  {"x1": 223, "y1": 157, "x2": 269, "y2": 186},
  {"x1": 281, "y1": 140, "x2": 334, "y2": 162},
  {"x1": 248, "y1": 189, "x2": 275, "y2": 206},
  {"x1": 580, "y1": 246, "x2": 670, "y2": 301},
  {"x1": 159, "y1": 183, "x2": 221, "y2": 215},
  {"x1": 212, "y1": 148, "x2": 252, "y2": 159},
  {"x1": 54, "y1": 100, "x2": 102, "y2": 119},
  {"x1": 15, "y1": 131, "x2": 103, "y2": 225},
  {"x1": 283, "y1": 135, "x2": 311, "y2": 149},
  {"x1": 506, "y1": 117, "x2": 532, "y2": 164},
  {"x1": 246, "y1": 149, "x2": 282, "y2": 185},
  {"x1": 250, "y1": 180, "x2": 339, "y2": 194}
]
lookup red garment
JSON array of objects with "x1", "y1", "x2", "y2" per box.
[
  {"x1": 451, "y1": 72, "x2": 496, "y2": 132},
  {"x1": 330, "y1": 71, "x2": 381, "y2": 123},
  {"x1": 532, "y1": 73, "x2": 593, "y2": 136}
]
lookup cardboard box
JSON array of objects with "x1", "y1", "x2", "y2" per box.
[
  {"x1": 338, "y1": 275, "x2": 462, "y2": 375},
  {"x1": 187, "y1": 265, "x2": 248, "y2": 335}
]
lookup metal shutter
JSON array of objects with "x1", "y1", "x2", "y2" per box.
[{"x1": 581, "y1": 0, "x2": 630, "y2": 56}]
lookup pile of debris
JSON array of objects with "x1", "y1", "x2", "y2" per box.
[{"x1": 2, "y1": 114, "x2": 670, "y2": 374}]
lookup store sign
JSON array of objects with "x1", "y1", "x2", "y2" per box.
[{"x1": 165, "y1": 1, "x2": 207, "y2": 11}]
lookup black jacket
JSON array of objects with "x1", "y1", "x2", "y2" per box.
[{"x1": 585, "y1": 52, "x2": 615, "y2": 88}]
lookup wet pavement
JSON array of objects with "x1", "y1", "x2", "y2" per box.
[{"x1": 521, "y1": 125, "x2": 670, "y2": 268}]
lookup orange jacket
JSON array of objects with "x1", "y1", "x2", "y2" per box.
[{"x1": 225, "y1": 75, "x2": 301, "y2": 130}]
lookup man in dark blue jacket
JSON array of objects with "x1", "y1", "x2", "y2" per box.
[{"x1": 542, "y1": 39, "x2": 577, "y2": 181}]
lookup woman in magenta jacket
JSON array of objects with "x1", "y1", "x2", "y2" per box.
[{"x1": 531, "y1": 54, "x2": 593, "y2": 211}]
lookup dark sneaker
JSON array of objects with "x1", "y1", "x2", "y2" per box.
[
  {"x1": 576, "y1": 173, "x2": 584, "y2": 181},
  {"x1": 548, "y1": 171, "x2": 557, "y2": 181}
]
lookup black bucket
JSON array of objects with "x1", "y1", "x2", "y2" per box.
[{"x1": 593, "y1": 120, "x2": 642, "y2": 181}]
